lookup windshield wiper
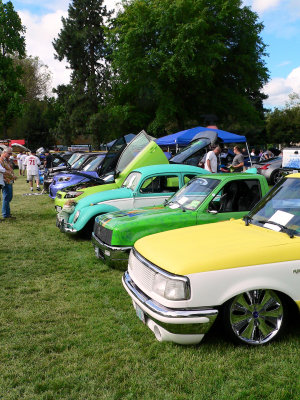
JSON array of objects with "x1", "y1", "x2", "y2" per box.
[
  {"x1": 257, "y1": 219, "x2": 295, "y2": 238},
  {"x1": 243, "y1": 216, "x2": 253, "y2": 226}
]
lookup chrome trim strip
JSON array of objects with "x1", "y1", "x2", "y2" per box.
[
  {"x1": 92, "y1": 233, "x2": 131, "y2": 268},
  {"x1": 92, "y1": 233, "x2": 132, "y2": 252},
  {"x1": 123, "y1": 270, "x2": 218, "y2": 320}
]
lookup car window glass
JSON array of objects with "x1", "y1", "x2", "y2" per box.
[
  {"x1": 167, "y1": 177, "x2": 219, "y2": 210},
  {"x1": 68, "y1": 153, "x2": 82, "y2": 165},
  {"x1": 250, "y1": 177, "x2": 300, "y2": 236},
  {"x1": 140, "y1": 175, "x2": 179, "y2": 194},
  {"x1": 116, "y1": 131, "x2": 151, "y2": 173},
  {"x1": 184, "y1": 174, "x2": 200, "y2": 184},
  {"x1": 209, "y1": 179, "x2": 261, "y2": 213},
  {"x1": 122, "y1": 172, "x2": 141, "y2": 190},
  {"x1": 71, "y1": 155, "x2": 89, "y2": 169},
  {"x1": 83, "y1": 155, "x2": 105, "y2": 171}
]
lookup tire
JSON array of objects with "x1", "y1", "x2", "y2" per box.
[
  {"x1": 270, "y1": 169, "x2": 283, "y2": 185},
  {"x1": 222, "y1": 289, "x2": 285, "y2": 346}
]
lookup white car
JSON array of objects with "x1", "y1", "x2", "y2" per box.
[{"x1": 123, "y1": 173, "x2": 300, "y2": 346}]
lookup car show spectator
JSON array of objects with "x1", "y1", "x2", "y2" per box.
[
  {"x1": 0, "y1": 147, "x2": 17, "y2": 219},
  {"x1": 44, "y1": 150, "x2": 53, "y2": 172},
  {"x1": 17, "y1": 151, "x2": 24, "y2": 175},
  {"x1": 20, "y1": 152, "x2": 28, "y2": 176},
  {"x1": 204, "y1": 145, "x2": 221, "y2": 173},
  {"x1": 260, "y1": 148, "x2": 274, "y2": 161},
  {"x1": 24, "y1": 150, "x2": 41, "y2": 191},
  {"x1": 231, "y1": 146, "x2": 244, "y2": 172}
]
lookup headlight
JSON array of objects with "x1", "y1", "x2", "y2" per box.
[
  {"x1": 152, "y1": 273, "x2": 190, "y2": 301},
  {"x1": 73, "y1": 210, "x2": 80, "y2": 223},
  {"x1": 65, "y1": 191, "x2": 84, "y2": 199},
  {"x1": 58, "y1": 177, "x2": 71, "y2": 182}
]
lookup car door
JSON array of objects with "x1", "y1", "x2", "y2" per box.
[
  {"x1": 198, "y1": 179, "x2": 263, "y2": 224},
  {"x1": 133, "y1": 174, "x2": 180, "y2": 208}
]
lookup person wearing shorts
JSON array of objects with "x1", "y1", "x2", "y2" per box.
[
  {"x1": 20, "y1": 152, "x2": 28, "y2": 176},
  {"x1": 24, "y1": 150, "x2": 41, "y2": 191}
]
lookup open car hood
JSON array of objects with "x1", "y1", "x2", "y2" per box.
[{"x1": 97, "y1": 131, "x2": 154, "y2": 178}]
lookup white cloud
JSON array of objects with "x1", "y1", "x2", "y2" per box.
[
  {"x1": 264, "y1": 66, "x2": 300, "y2": 107},
  {"x1": 19, "y1": 9, "x2": 71, "y2": 90},
  {"x1": 17, "y1": 1, "x2": 120, "y2": 91},
  {"x1": 251, "y1": 0, "x2": 282, "y2": 13}
]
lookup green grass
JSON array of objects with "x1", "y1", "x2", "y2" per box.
[{"x1": 0, "y1": 177, "x2": 299, "y2": 400}]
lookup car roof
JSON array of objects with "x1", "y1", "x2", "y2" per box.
[{"x1": 131, "y1": 164, "x2": 207, "y2": 175}]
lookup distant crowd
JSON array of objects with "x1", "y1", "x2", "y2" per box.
[{"x1": 0, "y1": 147, "x2": 53, "y2": 220}]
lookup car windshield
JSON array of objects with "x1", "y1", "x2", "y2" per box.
[
  {"x1": 67, "y1": 153, "x2": 83, "y2": 166},
  {"x1": 121, "y1": 172, "x2": 141, "y2": 190},
  {"x1": 83, "y1": 155, "x2": 105, "y2": 171},
  {"x1": 167, "y1": 177, "x2": 219, "y2": 210},
  {"x1": 249, "y1": 177, "x2": 300, "y2": 236},
  {"x1": 71, "y1": 155, "x2": 90, "y2": 170}
]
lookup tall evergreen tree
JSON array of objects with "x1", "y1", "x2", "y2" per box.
[
  {"x1": 0, "y1": 0, "x2": 26, "y2": 136},
  {"x1": 53, "y1": 0, "x2": 112, "y2": 138}
]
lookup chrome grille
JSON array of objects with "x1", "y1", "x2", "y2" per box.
[
  {"x1": 128, "y1": 250, "x2": 156, "y2": 292},
  {"x1": 94, "y1": 222, "x2": 113, "y2": 245}
]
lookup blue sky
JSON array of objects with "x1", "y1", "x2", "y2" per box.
[{"x1": 11, "y1": 0, "x2": 300, "y2": 108}]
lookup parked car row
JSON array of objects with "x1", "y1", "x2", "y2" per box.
[{"x1": 44, "y1": 133, "x2": 300, "y2": 347}]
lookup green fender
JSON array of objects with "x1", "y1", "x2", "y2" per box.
[{"x1": 72, "y1": 204, "x2": 121, "y2": 232}]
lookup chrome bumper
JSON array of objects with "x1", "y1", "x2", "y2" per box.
[
  {"x1": 56, "y1": 216, "x2": 77, "y2": 234},
  {"x1": 91, "y1": 232, "x2": 131, "y2": 269},
  {"x1": 122, "y1": 270, "x2": 218, "y2": 344}
]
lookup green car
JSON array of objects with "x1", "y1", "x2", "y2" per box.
[{"x1": 92, "y1": 173, "x2": 269, "y2": 268}]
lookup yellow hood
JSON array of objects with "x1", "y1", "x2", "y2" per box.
[{"x1": 134, "y1": 219, "x2": 300, "y2": 275}]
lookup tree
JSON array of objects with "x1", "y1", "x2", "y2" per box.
[
  {"x1": 53, "y1": 0, "x2": 112, "y2": 139},
  {"x1": 107, "y1": 0, "x2": 269, "y2": 136},
  {"x1": 0, "y1": 0, "x2": 26, "y2": 136}
]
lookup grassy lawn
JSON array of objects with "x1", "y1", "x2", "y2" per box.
[{"x1": 0, "y1": 177, "x2": 299, "y2": 400}]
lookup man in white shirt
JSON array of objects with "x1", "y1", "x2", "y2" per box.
[
  {"x1": 24, "y1": 150, "x2": 41, "y2": 191},
  {"x1": 204, "y1": 145, "x2": 221, "y2": 173},
  {"x1": 17, "y1": 152, "x2": 24, "y2": 175},
  {"x1": 20, "y1": 152, "x2": 28, "y2": 176}
]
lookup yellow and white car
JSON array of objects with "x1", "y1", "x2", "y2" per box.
[{"x1": 123, "y1": 173, "x2": 300, "y2": 346}]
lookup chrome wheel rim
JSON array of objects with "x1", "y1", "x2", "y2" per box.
[{"x1": 229, "y1": 290, "x2": 283, "y2": 345}]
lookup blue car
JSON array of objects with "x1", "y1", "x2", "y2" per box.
[{"x1": 49, "y1": 154, "x2": 106, "y2": 199}]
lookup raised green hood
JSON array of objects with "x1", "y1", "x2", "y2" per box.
[
  {"x1": 134, "y1": 219, "x2": 300, "y2": 276},
  {"x1": 96, "y1": 206, "x2": 197, "y2": 246}
]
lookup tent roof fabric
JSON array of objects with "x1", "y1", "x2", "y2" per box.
[{"x1": 156, "y1": 126, "x2": 246, "y2": 146}]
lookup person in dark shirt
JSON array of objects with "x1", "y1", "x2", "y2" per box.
[{"x1": 44, "y1": 150, "x2": 53, "y2": 170}]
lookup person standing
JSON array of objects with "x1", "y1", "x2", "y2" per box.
[
  {"x1": 204, "y1": 146, "x2": 221, "y2": 173},
  {"x1": 0, "y1": 148, "x2": 17, "y2": 219},
  {"x1": 24, "y1": 150, "x2": 41, "y2": 191},
  {"x1": 231, "y1": 146, "x2": 245, "y2": 172},
  {"x1": 44, "y1": 150, "x2": 53, "y2": 173},
  {"x1": 17, "y1": 151, "x2": 24, "y2": 175},
  {"x1": 20, "y1": 152, "x2": 28, "y2": 176}
]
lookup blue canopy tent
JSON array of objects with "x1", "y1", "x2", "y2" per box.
[
  {"x1": 156, "y1": 126, "x2": 246, "y2": 146},
  {"x1": 156, "y1": 126, "x2": 251, "y2": 166}
]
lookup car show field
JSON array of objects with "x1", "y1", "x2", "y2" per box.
[{"x1": 0, "y1": 177, "x2": 299, "y2": 400}]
